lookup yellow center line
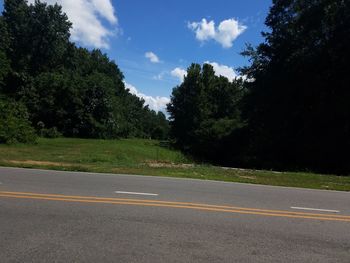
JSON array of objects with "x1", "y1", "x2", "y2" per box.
[
  {"x1": 1, "y1": 191, "x2": 349, "y2": 220},
  {"x1": 0, "y1": 192, "x2": 349, "y2": 222}
]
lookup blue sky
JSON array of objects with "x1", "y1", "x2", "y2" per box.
[{"x1": 0, "y1": 0, "x2": 272, "y2": 112}]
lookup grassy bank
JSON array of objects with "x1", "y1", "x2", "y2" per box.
[{"x1": 0, "y1": 138, "x2": 349, "y2": 191}]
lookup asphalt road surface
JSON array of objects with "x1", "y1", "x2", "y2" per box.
[{"x1": 0, "y1": 167, "x2": 349, "y2": 262}]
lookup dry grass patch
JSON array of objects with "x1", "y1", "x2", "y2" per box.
[
  {"x1": 5, "y1": 160, "x2": 72, "y2": 167},
  {"x1": 145, "y1": 160, "x2": 194, "y2": 169}
]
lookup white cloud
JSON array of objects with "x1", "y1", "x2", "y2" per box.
[
  {"x1": 189, "y1": 19, "x2": 215, "y2": 41},
  {"x1": 188, "y1": 18, "x2": 247, "y2": 48},
  {"x1": 91, "y1": 0, "x2": 117, "y2": 24},
  {"x1": 204, "y1": 61, "x2": 238, "y2": 82},
  {"x1": 171, "y1": 67, "x2": 187, "y2": 82},
  {"x1": 170, "y1": 63, "x2": 239, "y2": 83},
  {"x1": 27, "y1": 0, "x2": 118, "y2": 49},
  {"x1": 125, "y1": 83, "x2": 170, "y2": 113},
  {"x1": 145, "y1": 52, "x2": 160, "y2": 63}
]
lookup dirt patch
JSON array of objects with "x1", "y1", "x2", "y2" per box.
[
  {"x1": 220, "y1": 166, "x2": 283, "y2": 174},
  {"x1": 146, "y1": 160, "x2": 194, "y2": 169},
  {"x1": 238, "y1": 175, "x2": 257, "y2": 180},
  {"x1": 5, "y1": 160, "x2": 72, "y2": 167}
]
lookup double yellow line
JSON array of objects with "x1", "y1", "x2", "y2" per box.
[{"x1": 0, "y1": 191, "x2": 349, "y2": 222}]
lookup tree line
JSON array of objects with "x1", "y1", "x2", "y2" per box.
[
  {"x1": 167, "y1": 0, "x2": 350, "y2": 175},
  {"x1": 1, "y1": 0, "x2": 349, "y2": 175},
  {"x1": 0, "y1": 0, "x2": 169, "y2": 143}
]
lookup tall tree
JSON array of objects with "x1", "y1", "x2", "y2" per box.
[
  {"x1": 0, "y1": 0, "x2": 169, "y2": 141},
  {"x1": 167, "y1": 64, "x2": 202, "y2": 151},
  {"x1": 167, "y1": 64, "x2": 245, "y2": 163},
  {"x1": 3, "y1": 0, "x2": 71, "y2": 74},
  {"x1": 0, "y1": 16, "x2": 11, "y2": 87},
  {"x1": 241, "y1": 0, "x2": 350, "y2": 173}
]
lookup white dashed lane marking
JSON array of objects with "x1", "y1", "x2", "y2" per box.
[
  {"x1": 115, "y1": 191, "x2": 158, "y2": 196},
  {"x1": 291, "y1": 206, "x2": 340, "y2": 213}
]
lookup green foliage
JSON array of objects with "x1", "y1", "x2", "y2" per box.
[
  {"x1": 0, "y1": 17, "x2": 11, "y2": 88},
  {"x1": 3, "y1": 0, "x2": 71, "y2": 74},
  {"x1": 5, "y1": 0, "x2": 349, "y2": 175},
  {"x1": 168, "y1": 0, "x2": 350, "y2": 175},
  {"x1": 1, "y1": 137, "x2": 349, "y2": 191},
  {"x1": 167, "y1": 63, "x2": 246, "y2": 164},
  {"x1": 241, "y1": 0, "x2": 350, "y2": 174},
  {"x1": 0, "y1": 51, "x2": 10, "y2": 88},
  {"x1": 36, "y1": 121, "x2": 62, "y2": 138},
  {"x1": 40, "y1": 127, "x2": 62, "y2": 138},
  {"x1": 0, "y1": 98, "x2": 36, "y2": 144},
  {"x1": 0, "y1": 0, "x2": 169, "y2": 141}
]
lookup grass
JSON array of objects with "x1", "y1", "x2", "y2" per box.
[{"x1": 0, "y1": 138, "x2": 349, "y2": 191}]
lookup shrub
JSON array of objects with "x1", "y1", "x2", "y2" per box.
[
  {"x1": 0, "y1": 98, "x2": 37, "y2": 144},
  {"x1": 40, "y1": 127, "x2": 62, "y2": 138}
]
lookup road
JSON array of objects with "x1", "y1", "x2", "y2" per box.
[{"x1": 0, "y1": 167, "x2": 349, "y2": 262}]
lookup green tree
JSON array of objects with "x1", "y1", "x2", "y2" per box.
[
  {"x1": 167, "y1": 63, "x2": 245, "y2": 163},
  {"x1": 241, "y1": 0, "x2": 350, "y2": 173},
  {"x1": 1, "y1": 0, "x2": 169, "y2": 141},
  {"x1": 0, "y1": 15, "x2": 11, "y2": 90},
  {"x1": 167, "y1": 64, "x2": 202, "y2": 151},
  {"x1": 3, "y1": 0, "x2": 71, "y2": 74}
]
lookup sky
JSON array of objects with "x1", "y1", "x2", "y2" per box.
[{"x1": 0, "y1": 0, "x2": 272, "y2": 112}]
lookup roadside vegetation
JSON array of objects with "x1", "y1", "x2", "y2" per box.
[
  {"x1": 0, "y1": 0, "x2": 169, "y2": 142},
  {"x1": 167, "y1": 1, "x2": 350, "y2": 175},
  {"x1": 0, "y1": 138, "x2": 349, "y2": 191},
  {"x1": 1, "y1": 0, "x2": 349, "y2": 186}
]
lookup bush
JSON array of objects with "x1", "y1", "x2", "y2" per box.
[
  {"x1": 40, "y1": 127, "x2": 62, "y2": 138},
  {"x1": 0, "y1": 98, "x2": 37, "y2": 144}
]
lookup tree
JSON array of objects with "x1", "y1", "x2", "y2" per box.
[
  {"x1": 241, "y1": 0, "x2": 350, "y2": 173},
  {"x1": 3, "y1": 0, "x2": 71, "y2": 74},
  {"x1": 0, "y1": 15, "x2": 11, "y2": 90},
  {"x1": 0, "y1": 0, "x2": 169, "y2": 141},
  {"x1": 167, "y1": 64, "x2": 202, "y2": 151},
  {"x1": 167, "y1": 63, "x2": 245, "y2": 163}
]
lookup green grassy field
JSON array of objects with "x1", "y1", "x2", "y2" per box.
[{"x1": 0, "y1": 138, "x2": 349, "y2": 191}]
